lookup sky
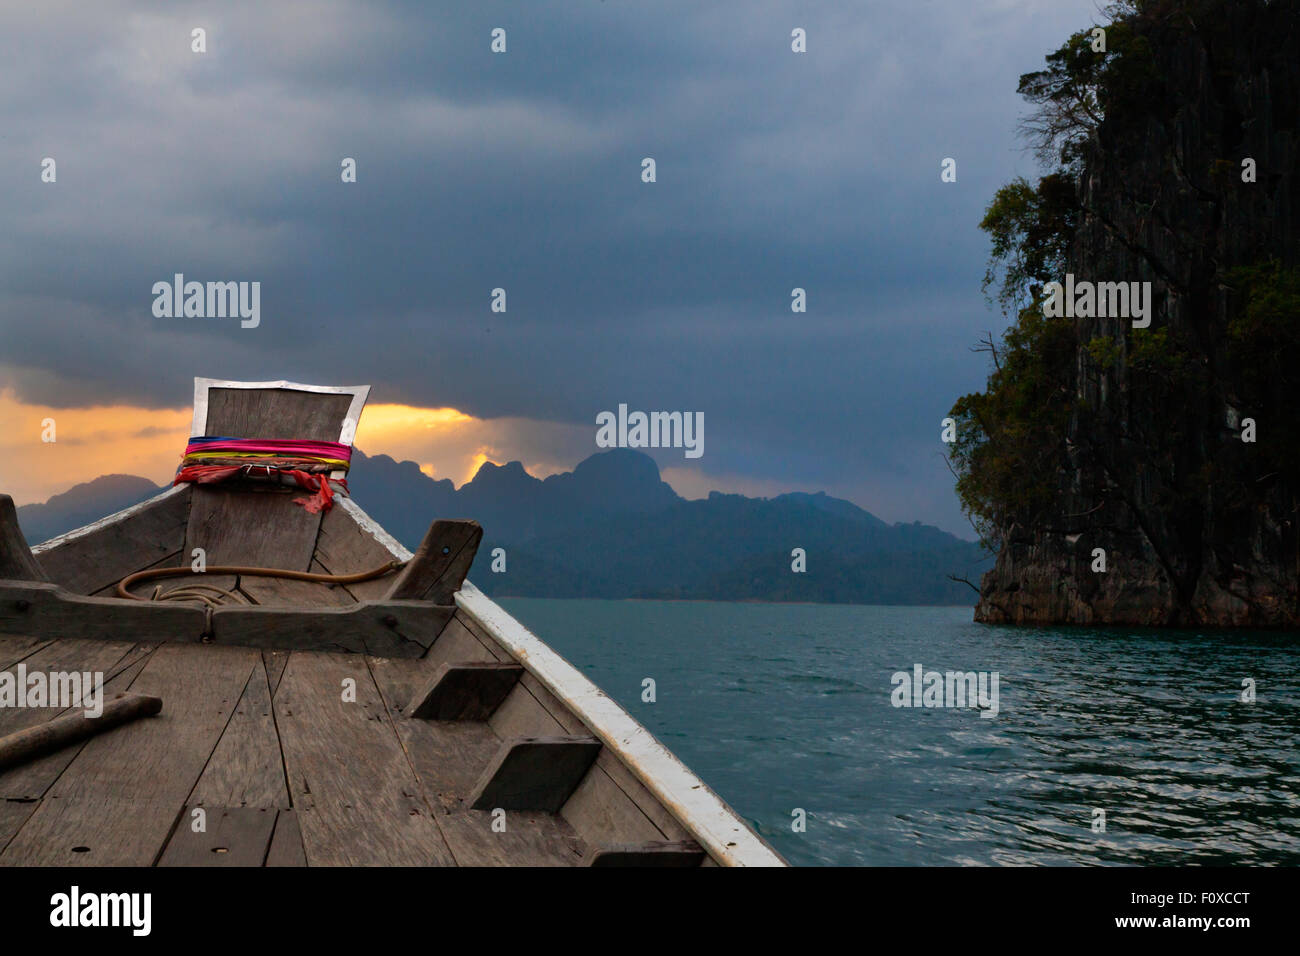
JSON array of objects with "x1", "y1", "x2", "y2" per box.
[{"x1": 0, "y1": 0, "x2": 1105, "y2": 535}]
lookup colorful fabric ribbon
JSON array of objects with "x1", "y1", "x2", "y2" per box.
[
  {"x1": 180, "y1": 437, "x2": 351, "y2": 469},
  {"x1": 173, "y1": 436, "x2": 352, "y2": 513}
]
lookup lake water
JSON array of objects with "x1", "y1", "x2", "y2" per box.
[{"x1": 498, "y1": 598, "x2": 1300, "y2": 866}]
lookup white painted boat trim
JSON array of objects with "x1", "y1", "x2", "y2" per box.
[
  {"x1": 32, "y1": 485, "x2": 187, "y2": 553},
  {"x1": 338, "y1": 495, "x2": 787, "y2": 867},
  {"x1": 454, "y1": 581, "x2": 787, "y2": 867}
]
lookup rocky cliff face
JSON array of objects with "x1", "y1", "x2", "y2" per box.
[{"x1": 977, "y1": 1, "x2": 1299, "y2": 627}]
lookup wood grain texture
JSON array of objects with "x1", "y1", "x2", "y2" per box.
[
  {"x1": 0, "y1": 643, "x2": 258, "y2": 866},
  {"x1": 205, "y1": 387, "x2": 355, "y2": 442},
  {"x1": 312, "y1": 505, "x2": 402, "y2": 601},
  {"x1": 265, "y1": 809, "x2": 306, "y2": 866},
  {"x1": 562, "y1": 749, "x2": 693, "y2": 845},
  {"x1": 584, "y1": 841, "x2": 706, "y2": 867},
  {"x1": 0, "y1": 694, "x2": 163, "y2": 773},
  {"x1": 436, "y1": 810, "x2": 587, "y2": 867},
  {"x1": 0, "y1": 495, "x2": 49, "y2": 582},
  {"x1": 452, "y1": 609, "x2": 511, "y2": 658},
  {"x1": 368, "y1": 656, "x2": 500, "y2": 813},
  {"x1": 385, "y1": 520, "x2": 481, "y2": 604},
  {"x1": 0, "y1": 583, "x2": 206, "y2": 644},
  {"x1": 559, "y1": 755, "x2": 673, "y2": 847},
  {"x1": 0, "y1": 644, "x2": 158, "y2": 802},
  {"x1": 0, "y1": 634, "x2": 54, "y2": 670},
  {"x1": 33, "y1": 487, "x2": 191, "y2": 595},
  {"x1": 0, "y1": 639, "x2": 141, "y2": 740},
  {"x1": 90, "y1": 551, "x2": 184, "y2": 598},
  {"x1": 469, "y1": 736, "x2": 602, "y2": 813},
  {"x1": 406, "y1": 662, "x2": 523, "y2": 720},
  {"x1": 238, "y1": 576, "x2": 355, "y2": 607},
  {"x1": 452, "y1": 609, "x2": 694, "y2": 846},
  {"x1": 0, "y1": 801, "x2": 38, "y2": 853},
  {"x1": 507, "y1": 672, "x2": 693, "y2": 841},
  {"x1": 367, "y1": 655, "x2": 587, "y2": 866},
  {"x1": 396, "y1": 720, "x2": 499, "y2": 814},
  {"x1": 158, "y1": 806, "x2": 279, "y2": 867},
  {"x1": 497, "y1": 669, "x2": 694, "y2": 845},
  {"x1": 185, "y1": 487, "x2": 323, "y2": 572},
  {"x1": 262, "y1": 650, "x2": 289, "y2": 696},
  {"x1": 477, "y1": 659, "x2": 694, "y2": 846},
  {"x1": 488, "y1": 682, "x2": 569, "y2": 740},
  {"x1": 273, "y1": 650, "x2": 455, "y2": 866},
  {"x1": 208, "y1": 601, "x2": 454, "y2": 657},
  {"x1": 190, "y1": 658, "x2": 289, "y2": 809},
  {"x1": 426, "y1": 617, "x2": 502, "y2": 669}
]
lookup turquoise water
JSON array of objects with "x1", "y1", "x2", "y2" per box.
[{"x1": 498, "y1": 599, "x2": 1300, "y2": 866}]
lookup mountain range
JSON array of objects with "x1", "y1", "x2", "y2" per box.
[{"x1": 14, "y1": 450, "x2": 990, "y2": 605}]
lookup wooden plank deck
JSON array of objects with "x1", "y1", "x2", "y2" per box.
[
  {"x1": 0, "y1": 621, "x2": 711, "y2": 866},
  {"x1": 0, "y1": 639, "x2": 155, "y2": 801},
  {"x1": 1, "y1": 642, "x2": 258, "y2": 866},
  {"x1": 272, "y1": 651, "x2": 456, "y2": 865}
]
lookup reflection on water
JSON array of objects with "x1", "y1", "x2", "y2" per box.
[{"x1": 501, "y1": 598, "x2": 1300, "y2": 866}]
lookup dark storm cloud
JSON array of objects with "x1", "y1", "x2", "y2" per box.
[{"x1": 0, "y1": 0, "x2": 1102, "y2": 533}]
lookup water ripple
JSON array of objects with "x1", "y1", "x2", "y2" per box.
[{"x1": 501, "y1": 599, "x2": 1300, "y2": 866}]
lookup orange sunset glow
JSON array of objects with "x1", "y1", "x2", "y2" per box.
[{"x1": 0, "y1": 389, "x2": 588, "y2": 507}]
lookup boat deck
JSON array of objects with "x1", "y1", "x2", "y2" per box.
[
  {"x1": 0, "y1": 379, "x2": 782, "y2": 866},
  {"x1": 0, "y1": 607, "x2": 698, "y2": 866}
]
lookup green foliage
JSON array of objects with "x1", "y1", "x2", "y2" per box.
[
  {"x1": 1093, "y1": 24, "x2": 1162, "y2": 127},
  {"x1": 950, "y1": 0, "x2": 1189, "y2": 546},
  {"x1": 948, "y1": 305, "x2": 1077, "y2": 547},
  {"x1": 1128, "y1": 327, "x2": 1188, "y2": 377},
  {"x1": 1226, "y1": 260, "x2": 1300, "y2": 359},
  {"x1": 957, "y1": 165, "x2": 1082, "y2": 546},
  {"x1": 979, "y1": 174, "x2": 1078, "y2": 312},
  {"x1": 1085, "y1": 334, "x2": 1121, "y2": 368},
  {"x1": 952, "y1": 1, "x2": 1296, "y2": 552},
  {"x1": 1016, "y1": 29, "x2": 1109, "y2": 169},
  {"x1": 1015, "y1": 5, "x2": 1159, "y2": 170},
  {"x1": 1224, "y1": 260, "x2": 1300, "y2": 476},
  {"x1": 1088, "y1": 327, "x2": 1194, "y2": 377},
  {"x1": 1208, "y1": 158, "x2": 1238, "y2": 181}
]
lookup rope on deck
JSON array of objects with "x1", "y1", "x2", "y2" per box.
[{"x1": 115, "y1": 560, "x2": 406, "y2": 605}]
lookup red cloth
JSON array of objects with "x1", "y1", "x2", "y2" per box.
[{"x1": 173, "y1": 465, "x2": 346, "y2": 513}]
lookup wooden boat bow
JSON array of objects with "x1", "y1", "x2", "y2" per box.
[{"x1": 0, "y1": 377, "x2": 786, "y2": 868}]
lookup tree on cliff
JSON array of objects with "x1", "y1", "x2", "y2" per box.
[
  {"x1": 949, "y1": 0, "x2": 1300, "y2": 624},
  {"x1": 946, "y1": 19, "x2": 1110, "y2": 547}
]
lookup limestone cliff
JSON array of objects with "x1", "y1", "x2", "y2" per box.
[{"x1": 976, "y1": 0, "x2": 1299, "y2": 626}]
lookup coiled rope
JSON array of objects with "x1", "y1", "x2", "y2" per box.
[{"x1": 116, "y1": 561, "x2": 406, "y2": 605}]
